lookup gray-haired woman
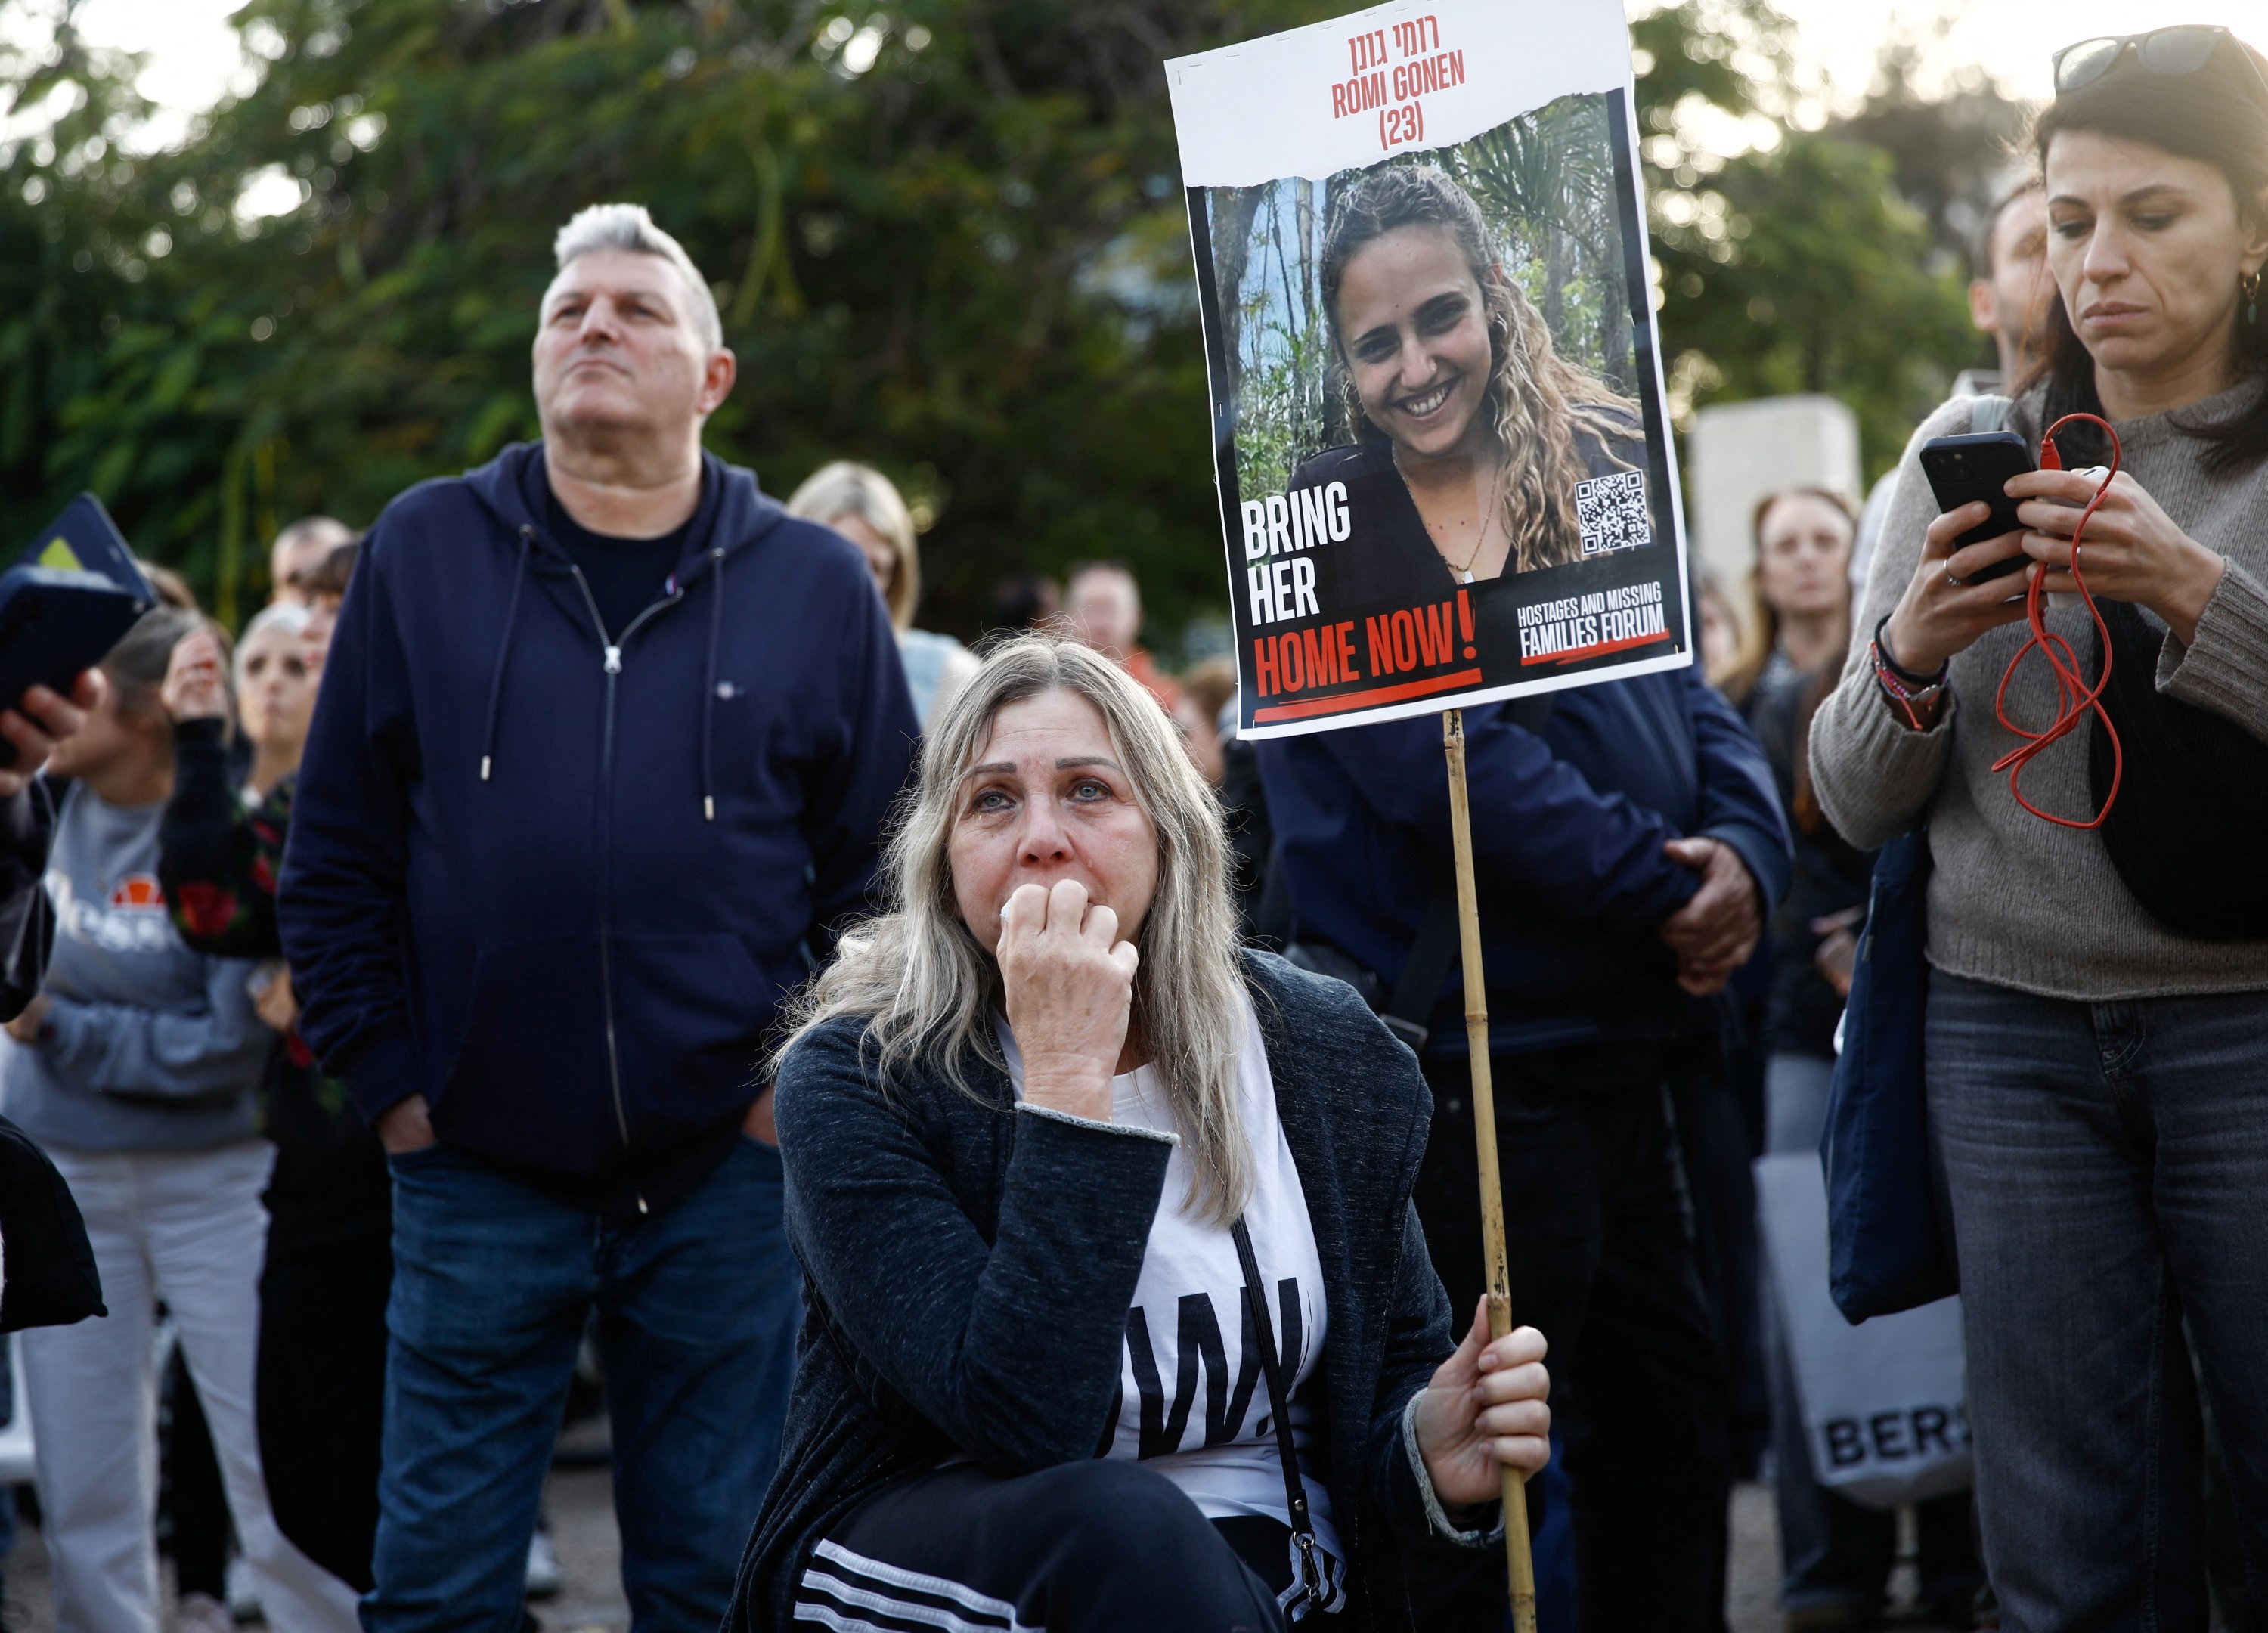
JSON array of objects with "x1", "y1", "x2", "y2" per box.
[{"x1": 725, "y1": 635, "x2": 1550, "y2": 1632}]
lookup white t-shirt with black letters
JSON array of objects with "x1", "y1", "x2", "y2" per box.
[{"x1": 1001, "y1": 993, "x2": 1346, "y2": 1616}]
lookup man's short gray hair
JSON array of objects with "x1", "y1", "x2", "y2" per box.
[{"x1": 553, "y1": 203, "x2": 723, "y2": 352}]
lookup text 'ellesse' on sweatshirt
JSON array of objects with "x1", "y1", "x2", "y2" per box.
[{"x1": 0, "y1": 783, "x2": 270, "y2": 1153}]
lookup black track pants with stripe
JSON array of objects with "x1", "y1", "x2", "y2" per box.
[{"x1": 790, "y1": 1461, "x2": 1294, "y2": 1633}]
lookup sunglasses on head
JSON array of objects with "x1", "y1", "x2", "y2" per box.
[{"x1": 2053, "y1": 25, "x2": 2268, "y2": 100}]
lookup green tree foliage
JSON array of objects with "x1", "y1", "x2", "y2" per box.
[
  {"x1": 3, "y1": 0, "x2": 1331, "y2": 635},
  {"x1": 2, "y1": 0, "x2": 2022, "y2": 643},
  {"x1": 1632, "y1": 0, "x2": 2000, "y2": 481}
]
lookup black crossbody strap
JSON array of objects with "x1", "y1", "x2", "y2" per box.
[
  {"x1": 1230, "y1": 1216, "x2": 1323, "y2": 1611},
  {"x1": 1380, "y1": 888, "x2": 1456, "y2": 1051}
]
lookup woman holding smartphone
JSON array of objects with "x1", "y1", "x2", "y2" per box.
[{"x1": 1809, "y1": 29, "x2": 2268, "y2": 1624}]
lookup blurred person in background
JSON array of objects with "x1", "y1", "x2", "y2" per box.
[
  {"x1": 287, "y1": 538, "x2": 361, "y2": 631},
  {"x1": 1172, "y1": 657, "x2": 1232, "y2": 787},
  {"x1": 90, "y1": 572, "x2": 247, "y2": 1628},
  {"x1": 268, "y1": 519, "x2": 356, "y2": 610},
  {"x1": 787, "y1": 460, "x2": 977, "y2": 728},
  {"x1": 138, "y1": 561, "x2": 197, "y2": 613},
  {"x1": 282, "y1": 203, "x2": 916, "y2": 1633},
  {"x1": 1811, "y1": 28, "x2": 2268, "y2": 1623},
  {"x1": 1176, "y1": 656, "x2": 1281, "y2": 944},
  {"x1": 293, "y1": 538, "x2": 360, "y2": 638},
  {"x1": 1067, "y1": 561, "x2": 1182, "y2": 710},
  {"x1": 1718, "y1": 491, "x2": 1859, "y2": 713},
  {"x1": 1712, "y1": 492, "x2": 1879, "y2": 1498},
  {"x1": 167, "y1": 604, "x2": 316, "y2": 1633},
  {"x1": 1854, "y1": 182, "x2": 2056, "y2": 591},
  {"x1": 231, "y1": 604, "x2": 320, "y2": 802},
  {"x1": 991, "y1": 571, "x2": 1062, "y2": 635},
  {"x1": 1699, "y1": 574, "x2": 1743, "y2": 686},
  {"x1": 1739, "y1": 489, "x2": 1981, "y2": 1628},
  {"x1": 159, "y1": 582, "x2": 396, "y2": 1600},
  {"x1": 1964, "y1": 182, "x2": 2053, "y2": 395},
  {"x1": 3, "y1": 607, "x2": 361, "y2": 1633}
]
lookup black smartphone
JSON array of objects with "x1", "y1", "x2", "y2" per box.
[
  {"x1": 0, "y1": 566, "x2": 151, "y2": 767},
  {"x1": 1918, "y1": 431, "x2": 2034, "y2": 584}
]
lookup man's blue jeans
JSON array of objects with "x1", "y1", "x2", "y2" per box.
[
  {"x1": 367, "y1": 1136, "x2": 796, "y2": 1633},
  {"x1": 1927, "y1": 971, "x2": 2268, "y2": 1631}
]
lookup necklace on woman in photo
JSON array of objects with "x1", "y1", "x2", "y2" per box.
[{"x1": 1445, "y1": 463, "x2": 1504, "y2": 582}]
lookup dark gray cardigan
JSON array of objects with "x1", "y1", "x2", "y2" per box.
[{"x1": 726, "y1": 950, "x2": 1492, "y2": 1631}]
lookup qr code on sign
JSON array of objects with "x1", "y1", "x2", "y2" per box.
[{"x1": 1576, "y1": 470, "x2": 1651, "y2": 556}]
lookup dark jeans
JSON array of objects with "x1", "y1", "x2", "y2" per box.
[
  {"x1": 1671, "y1": 1060, "x2": 1769, "y2": 1483},
  {"x1": 259, "y1": 1136, "x2": 393, "y2": 1592},
  {"x1": 370, "y1": 1134, "x2": 798, "y2": 1633},
  {"x1": 1414, "y1": 1044, "x2": 1732, "y2": 1633},
  {"x1": 1763, "y1": 1052, "x2": 1979, "y2": 1613},
  {"x1": 796, "y1": 1462, "x2": 1289, "y2": 1632},
  {"x1": 1928, "y1": 971, "x2": 2268, "y2": 1631}
]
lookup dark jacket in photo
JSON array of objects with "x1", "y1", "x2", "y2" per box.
[
  {"x1": 280, "y1": 441, "x2": 919, "y2": 1214},
  {"x1": 730, "y1": 951, "x2": 1489, "y2": 1633},
  {"x1": 1257, "y1": 660, "x2": 1791, "y2": 1055},
  {"x1": 1293, "y1": 414, "x2": 1646, "y2": 613}
]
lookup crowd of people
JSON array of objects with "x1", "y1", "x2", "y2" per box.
[{"x1": 0, "y1": 23, "x2": 2264, "y2": 1633}]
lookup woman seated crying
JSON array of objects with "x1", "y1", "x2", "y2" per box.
[{"x1": 725, "y1": 634, "x2": 1550, "y2": 1633}]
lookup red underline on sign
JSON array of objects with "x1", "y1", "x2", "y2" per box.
[
  {"x1": 1252, "y1": 668, "x2": 1486, "y2": 723},
  {"x1": 1525, "y1": 631, "x2": 1677, "y2": 668}
]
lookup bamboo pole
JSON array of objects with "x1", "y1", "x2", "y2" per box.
[{"x1": 1442, "y1": 707, "x2": 1537, "y2": 1632}]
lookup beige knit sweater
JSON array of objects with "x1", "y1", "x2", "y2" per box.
[{"x1": 1810, "y1": 377, "x2": 2268, "y2": 1001}]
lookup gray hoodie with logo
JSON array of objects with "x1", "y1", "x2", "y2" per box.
[{"x1": 0, "y1": 782, "x2": 269, "y2": 1153}]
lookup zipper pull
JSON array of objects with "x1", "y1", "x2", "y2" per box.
[{"x1": 604, "y1": 646, "x2": 622, "y2": 674}]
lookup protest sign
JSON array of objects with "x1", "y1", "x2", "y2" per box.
[{"x1": 1167, "y1": 0, "x2": 1690, "y2": 739}]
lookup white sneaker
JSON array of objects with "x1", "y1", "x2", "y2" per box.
[
  {"x1": 223, "y1": 1557, "x2": 263, "y2": 1623},
  {"x1": 175, "y1": 1592, "x2": 234, "y2": 1633},
  {"x1": 524, "y1": 1531, "x2": 563, "y2": 1600}
]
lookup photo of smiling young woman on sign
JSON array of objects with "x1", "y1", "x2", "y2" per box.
[
  {"x1": 1296, "y1": 165, "x2": 1649, "y2": 606},
  {"x1": 1173, "y1": 5, "x2": 1693, "y2": 739}
]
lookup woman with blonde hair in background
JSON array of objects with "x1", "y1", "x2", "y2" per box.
[
  {"x1": 788, "y1": 460, "x2": 978, "y2": 727},
  {"x1": 1717, "y1": 488, "x2": 1859, "y2": 712}
]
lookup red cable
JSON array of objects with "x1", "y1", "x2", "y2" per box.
[{"x1": 1988, "y1": 413, "x2": 2124, "y2": 829}]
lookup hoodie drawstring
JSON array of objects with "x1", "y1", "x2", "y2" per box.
[
  {"x1": 701, "y1": 546, "x2": 724, "y2": 821},
  {"x1": 480, "y1": 529, "x2": 534, "y2": 782}
]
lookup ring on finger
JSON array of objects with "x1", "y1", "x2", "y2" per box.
[{"x1": 1945, "y1": 566, "x2": 1959, "y2": 587}]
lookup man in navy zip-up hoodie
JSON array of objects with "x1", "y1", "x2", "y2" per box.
[
  {"x1": 280, "y1": 205, "x2": 916, "y2": 1633},
  {"x1": 1256, "y1": 661, "x2": 1789, "y2": 1630}
]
